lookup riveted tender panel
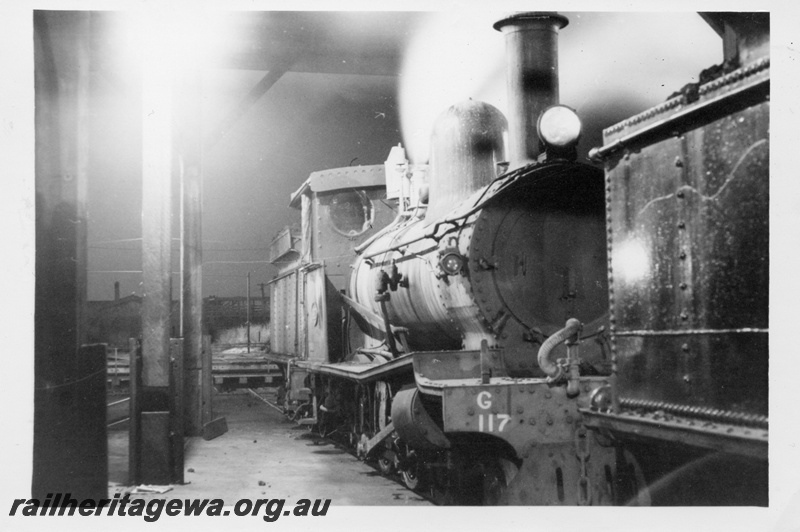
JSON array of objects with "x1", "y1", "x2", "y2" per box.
[{"x1": 604, "y1": 62, "x2": 769, "y2": 417}]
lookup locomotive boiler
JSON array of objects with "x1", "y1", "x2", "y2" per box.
[{"x1": 264, "y1": 11, "x2": 769, "y2": 506}]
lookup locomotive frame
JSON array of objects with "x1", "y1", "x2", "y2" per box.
[{"x1": 263, "y1": 11, "x2": 769, "y2": 506}]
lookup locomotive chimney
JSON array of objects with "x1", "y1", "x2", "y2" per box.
[{"x1": 494, "y1": 12, "x2": 568, "y2": 169}]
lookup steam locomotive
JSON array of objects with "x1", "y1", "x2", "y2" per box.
[{"x1": 264, "y1": 12, "x2": 769, "y2": 505}]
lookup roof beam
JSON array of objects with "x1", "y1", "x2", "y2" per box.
[
  {"x1": 210, "y1": 51, "x2": 400, "y2": 77},
  {"x1": 204, "y1": 67, "x2": 288, "y2": 152}
]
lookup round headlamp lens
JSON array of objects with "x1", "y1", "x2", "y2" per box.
[{"x1": 538, "y1": 105, "x2": 582, "y2": 148}]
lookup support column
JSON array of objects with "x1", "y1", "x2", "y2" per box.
[
  {"x1": 178, "y1": 62, "x2": 205, "y2": 436},
  {"x1": 138, "y1": 10, "x2": 179, "y2": 484},
  {"x1": 32, "y1": 11, "x2": 106, "y2": 500},
  {"x1": 141, "y1": 26, "x2": 172, "y2": 393}
]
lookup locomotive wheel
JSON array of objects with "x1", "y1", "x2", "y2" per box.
[
  {"x1": 399, "y1": 449, "x2": 422, "y2": 490},
  {"x1": 401, "y1": 464, "x2": 420, "y2": 490},
  {"x1": 378, "y1": 453, "x2": 395, "y2": 476}
]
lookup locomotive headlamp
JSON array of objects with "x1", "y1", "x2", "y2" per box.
[
  {"x1": 439, "y1": 251, "x2": 465, "y2": 276},
  {"x1": 537, "y1": 105, "x2": 582, "y2": 149}
]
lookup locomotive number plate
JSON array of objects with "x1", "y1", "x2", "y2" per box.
[
  {"x1": 440, "y1": 379, "x2": 607, "y2": 450},
  {"x1": 476, "y1": 391, "x2": 512, "y2": 432}
]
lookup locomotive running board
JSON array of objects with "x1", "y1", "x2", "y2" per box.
[
  {"x1": 411, "y1": 349, "x2": 509, "y2": 396},
  {"x1": 263, "y1": 347, "x2": 506, "y2": 387},
  {"x1": 271, "y1": 353, "x2": 415, "y2": 383}
]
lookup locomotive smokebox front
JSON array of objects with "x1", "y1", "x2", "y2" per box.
[{"x1": 465, "y1": 163, "x2": 610, "y2": 375}]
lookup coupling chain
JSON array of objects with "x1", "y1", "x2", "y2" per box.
[{"x1": 575, "y1": 426, "x2": 592, "y2": 505}]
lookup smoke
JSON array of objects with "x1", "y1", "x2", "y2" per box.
[
  {"x1": 399, "y1": 12, "x2": 721, "y2": 164},
  {"x1": 398, "y1": 11, "x2": 506, "y2": 163}
]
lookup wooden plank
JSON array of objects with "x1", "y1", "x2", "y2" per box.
[
  {"x1": 215, "y1": 374, "x2": 275, "y2": 381},
  {"x1": 214, "y1": 364, "x2": 281, "y2": 372},
  {"x1": 107, "y1": 418, "x2": 130, "y2": 429},
  {"x1": 107, "y1": 396, "x2": 130, "y2": 426},
  {"x1": 202, "y1": 417, "x2": 228, "y2": 441}
]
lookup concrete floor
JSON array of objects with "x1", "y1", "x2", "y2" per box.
[{"x1": 109, "y1": 391, "x2": 431, "y2": 506}]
